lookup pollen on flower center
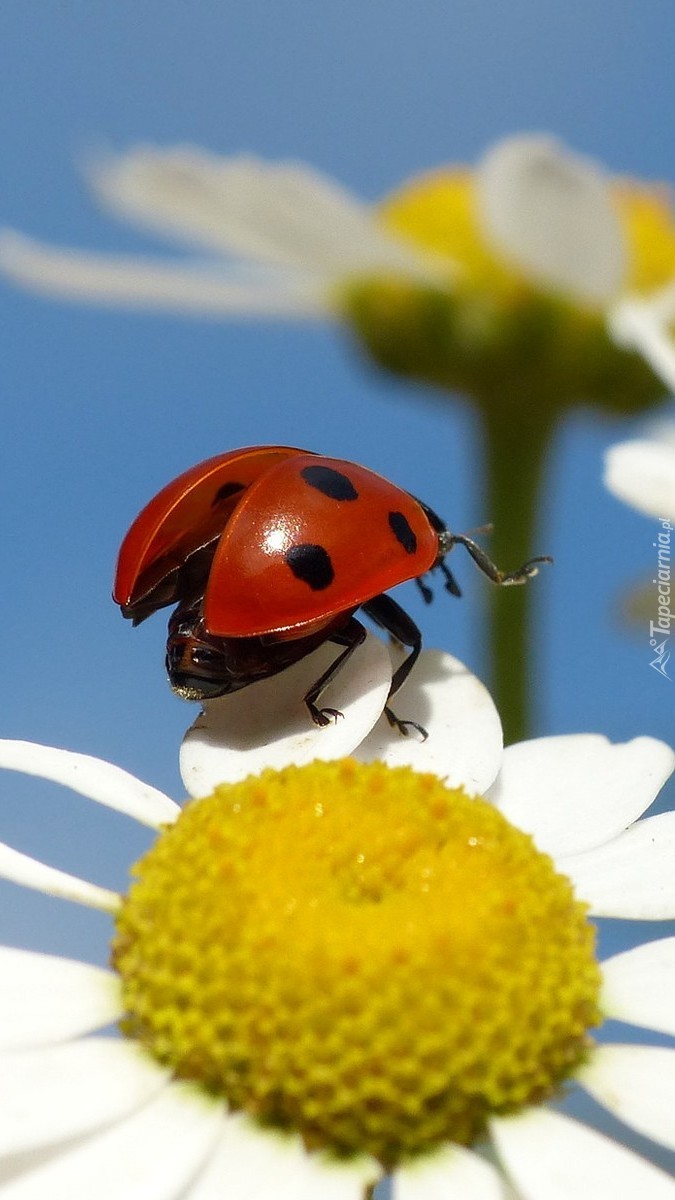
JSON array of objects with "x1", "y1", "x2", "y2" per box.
[{"x1": 112, "y1": 760, "x2": 601, "y2": 1167}]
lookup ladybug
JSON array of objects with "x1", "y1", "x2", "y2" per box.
[{"x1": 113, "y1": 446, "x2": 550, "y2": 736}]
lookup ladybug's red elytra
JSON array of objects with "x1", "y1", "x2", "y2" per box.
[{"x1": 113, "y1": 446, "x2": 550, "y2": 737}]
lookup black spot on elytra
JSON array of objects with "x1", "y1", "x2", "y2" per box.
[
  {"x1": 286, "y1": 543, "x2": 335, "y2": 590},
  {"x1": 211, "y1": 481, "x2": 245, "y2": 506},
  {"x1": 301, "y1": 464, "x2": 359, "y2": 501},
  {"x1": 389, "y1": 511, "x2": 417, "y2": 555}
]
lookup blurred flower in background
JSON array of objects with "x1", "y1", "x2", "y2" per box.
[
  {"x1": 1, "y1": 133, "x2": 673, "y2": 398},
  {"x1": 3, "y1": 132, "x2": 674, "y2": 741}
]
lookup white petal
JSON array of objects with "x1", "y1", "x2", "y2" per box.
[
  {"x1": 89, "y1": 147, "x2": 426, "y2": 276},
  {"x1": 490, "y1": 1106, "x2": 675, "y2": 1200},
  {"x1": 0, "y1": 840, "x2": 120, "y2": 911},
  {"x1": 0, "y1": 1038, "x2": 169, "y2": 1159},
  {"x1": 609, "y1": 293, "x2": 675, "y2": 399},
  {"x1": 0, "y1": 232, "x2": 328, "y2": 318},
  {"x1": 356, "y1": 650, "x2": 503, "y2": 793},
  {"x1": 561, "y1": 811, "x2": 675, "y2": 918},
  {"x1": 487, "y1": 735, "x2": 674, "y2": 857},
  {"x1": 604, "y1": 436, "x2": 675, "y2": 523},
  {"x1": 180, "y1": 630, "x2": 392, "y2": 794},
  {"x1": 186, "y1": 1112, "x2": 377, "y2": 1200},
  {"x1": 0, "y1": 739, "x2": 179, "y2": 828},
  {"x1": 647, "y1": 418, "x2": 675, "y2": 452},
  {"x1": 476, "y1": 134, "x2": 626, "y2": 302},
  {"x1": 394, "y1": 1143, "x2": 507, "y2": 1200},
  {"x1": 643, "y1": 280, "x2": 675, "y2": 327},
  {"x1": 601, "y1": 936, "x2": 675, "y2": 1035},
  {"x1": 0, "y1": 947, "x2": 122, "y2": 1050},
  {"x1": 0, "y1": 1081, "x2": 224, "y2": 1200},
  {"x1": 579, "y1": 1044, "x2": 675, "y2": 1153}
]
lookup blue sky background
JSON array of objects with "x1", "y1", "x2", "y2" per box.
[{"x1": 1, "y1": 0, "x2": 674, "y2": 1169}]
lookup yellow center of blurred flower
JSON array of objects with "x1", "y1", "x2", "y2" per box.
[
  {"x1": 113, "y1": 759, "x2": 601, "y2": 1167},
  {"x1": 614, "y1": 183, "x2": 675, "y2": 293},
  {"x1": 380, "y1": 170, "x2": 528, "y2": 300},
  {"x1": 378, "y1": 170, "x2": 675, "y2": 298},
  {"x1": 338, "y1": 169, "x2": 672, "y2": 415}
]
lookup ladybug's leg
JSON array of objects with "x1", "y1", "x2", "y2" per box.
[
  {"x1": 447, "y1": 535, "x2": 552, "y2": 585},
  {"x1": 415, "y1": 496, "x2": 551, "y2": 591},
  {"x1": 415, "y1": 577, "x2": 433, "y2": 604},
  {"x1": 303, "y1": 617, "x2": 367, "y2": 727},
  {"x1": 416, "y1": 565, "x2": 461, "y2": 602},
  {"x1": 361, "y1": 594, "x2": 427, "y2": 740}
]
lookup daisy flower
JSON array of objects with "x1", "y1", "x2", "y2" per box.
[
  {"x1": 0, "y1": 132, "x2": 672, "y2": 414},
  {"x1": 1, "y1": 652, "x2": 675, "y2": 1198},
  {"x1": 605, "y1": 421, "x2": 675, "y2": 524},
  {"x1": 3, "y1": 132, "x2": 671, "y2": 741}
]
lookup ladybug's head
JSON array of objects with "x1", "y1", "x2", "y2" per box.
[
  {"x1": 165, "y1": 604, "x2": 243, "y2": 701},
  {"x1": 165, "y1": 599, "x2": 348, "y2": 704}
]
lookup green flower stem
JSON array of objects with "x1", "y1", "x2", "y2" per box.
[
  {"x1": 343, "y1": 274, "x2": 667, "y2": 741},
  {"x1": 478, "y1": 399, "x2": 555, "y2": 745}
]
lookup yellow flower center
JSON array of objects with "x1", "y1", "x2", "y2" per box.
[{"x1": 113, "y1": 760, "x2": 601, "y2": 1168}]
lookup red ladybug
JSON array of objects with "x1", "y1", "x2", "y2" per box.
[{"x1": 113, "y1": 446, "x2": 549, "y2": 735}]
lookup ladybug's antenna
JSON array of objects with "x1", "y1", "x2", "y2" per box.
[{"x1": 440, "y1": 529, "x2": 552, "y2": 586}]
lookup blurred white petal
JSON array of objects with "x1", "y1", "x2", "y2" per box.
[
  {"x1": 601, "y1": 936, "x2": 675, "y2": 1035},
  {"x1": 186, "y1": 1113, "x2": 377, "y2": 1200},
  {"x1": 477, "y1": 134, "x2": 626, "y2": 302},
  {"x1": 579, "y1": 1044, "x2": 675, "y2": 1152},
  {"x1": 488, "y1": 735, "x2": 674, "y2": 857},
  {"x1": 356, "y1": 649, "x2": 503, "y2": 793},
  {"x1": 394, "y1": 1143, "x2": 507, "y2": 1200},
  {"x1": 89, "y1": 147, "x2": 428, "y2": 275},
  {"x1": 644, "y1": 419, "x2": 675, "y2": 450},
  {"x1": 0, "y1": 1081, "x2": 224, "y2": 1200},
  {"x1": 604, "y1": 434, "x2": 675, "y2": 522},
  {"x1": 609, "y1": 293, "x2": 675, "y2": 396},
  {"x1": 562, "y1": 810, "x2": 675, "y2": 918},
  {"x1": 0, "y1": 840, "x2": 120, "y2": 912},
  {"x1": 180, "y1": 630, "x2": 391, "y2": 794},
  {"x1": 0, "y1": 739, "x2": 179, "y2": 828},
  {"x1": 0, "y1": 1039, "x2": 169, "y2": 1159},
  {"x1": 0, "y1": 232, "x2": 328, "y2": 318},
  {"x1": 490, "y1": 1107, "x2": 675, "y2": 1200},
  {"x1": 0, "y1": 947, "x2": 122, "y2": 1051}
]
